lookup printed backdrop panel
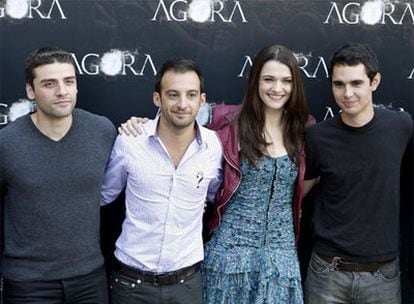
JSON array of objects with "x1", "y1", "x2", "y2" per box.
[{"x1": 0, "y1": 0, "x2": 413, "y2": 126}]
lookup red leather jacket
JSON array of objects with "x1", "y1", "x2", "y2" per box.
[{"x1": 207, "y1": 104, "x2": 315, "y2": 244}]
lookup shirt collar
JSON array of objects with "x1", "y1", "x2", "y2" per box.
[{"x1": 148, "y1": 115, "x2": 204, "y2": 146}]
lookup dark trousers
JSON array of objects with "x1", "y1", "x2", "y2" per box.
[
  {"x1": 3, "y1": 267, "x2": 108, "y2": 304},
  {"x1": 110, "y1": 268, "x2": 202, "y2": 304}
]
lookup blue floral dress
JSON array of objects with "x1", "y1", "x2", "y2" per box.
[{"x1": 203, "y1": 155, "x2": 303, "y2": 304}]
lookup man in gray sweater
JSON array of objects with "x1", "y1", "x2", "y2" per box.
[{"x1": 0, "y1": 47, "x2": 116, "y2": 303}]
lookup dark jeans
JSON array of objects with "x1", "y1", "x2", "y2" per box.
[
  {"x1": 110, "y1": 268, "x2": 202, "y2": 304},
  {"x1": 3, "y1": 267, "x2": 108, "y2": 304},
  {"x1": 305, "y1": 251, "x2": 401, "y2": 304}
]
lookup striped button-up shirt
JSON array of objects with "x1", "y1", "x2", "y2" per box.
[{"x1": 101, "y1": 117, "x2": 223, "y2": 272}]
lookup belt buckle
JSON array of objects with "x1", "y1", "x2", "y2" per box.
[
  {"x1": 332, "y1": 256, "x2": 345, "y2": 271},
  {"x1": 153, "y1": 272, "x2": 169, "y2": 286}
]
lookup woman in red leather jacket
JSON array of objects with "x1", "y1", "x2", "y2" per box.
[{"x1": 203, "y1": 45, "x2": 314, "y2": 304}]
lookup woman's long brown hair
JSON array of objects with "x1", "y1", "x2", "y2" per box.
[{"x1": 238, "y1": 45, "x2": 309, "y2": 167}]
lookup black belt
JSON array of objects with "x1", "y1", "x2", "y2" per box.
[
  {"x1": 113, "y1": 259, "x2": 200, "y2": 285},
  {"x1": 319, "y1": 254, "x2": 394, "y2": 272}
]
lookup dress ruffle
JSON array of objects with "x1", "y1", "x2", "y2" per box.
[
  {"x1": 204, "y1": 246, "x2": 300, "y2": 281},
  {"x1": 203, "y1": 270, "x2": 302, "y2": 304},
  {"x1": 203, "y1": 247, "x2": 303, "y2": 303}
]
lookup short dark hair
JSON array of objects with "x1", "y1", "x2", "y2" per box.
[
  {"x1": 154, "y1": 58, "x2": 204, "y2": 93},
  {"x1": 330, "y1": 43, "x2": 380, "y2": 82},
  {"x1": 25, "y1": 47, "x2": 76, "y2": 87}
]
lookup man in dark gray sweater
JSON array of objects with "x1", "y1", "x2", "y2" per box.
[{"x1": 0, "y1": 47, "x2": 116, "y2": 303}]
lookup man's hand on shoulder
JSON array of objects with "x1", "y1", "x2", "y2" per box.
[{"x1": 118, "y1": 117, "x2": 149, "y2": 136}]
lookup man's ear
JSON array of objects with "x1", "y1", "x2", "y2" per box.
[
  {"x1": 371, "y1": 73, "x2": 381, "y2": 91},
  {"x1": 200, "y1": 92, "x2": 206, "y2": 107},
  {"x1": 26, "y1": 83, "x2": 35, "y2": 100},
  {"x1": 153, "y1": 92, "x2": 161, "y2": 108}
]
